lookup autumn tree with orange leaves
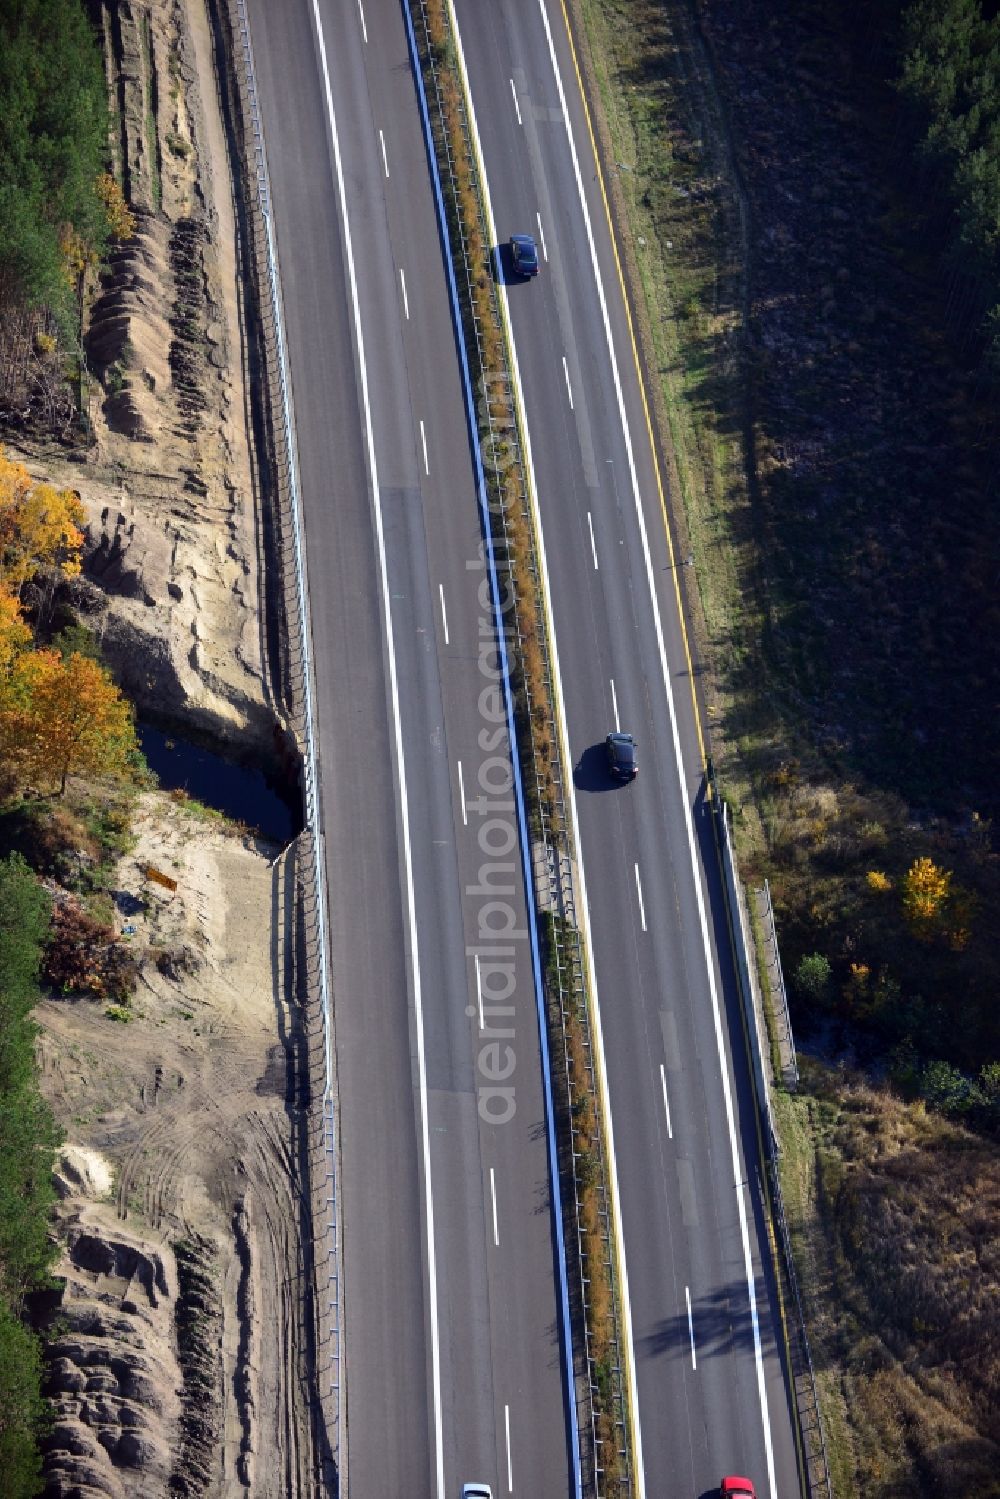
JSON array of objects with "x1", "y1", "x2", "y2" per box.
[
  {"x1": 0, "y1": 446, "x2": 136, "y2": 796},
  {"x1": 0, "y1": 650, "x2": 135, "y2": 796},
  {"x1": 0, "y1": 590, "x2": 30, "y2": 671},
  {"x1": 902, "y1": 856, "x2": 951, "y2": 933},
  {"x1": 0, "y1": 449, "x2": 85, "y2": 594}
]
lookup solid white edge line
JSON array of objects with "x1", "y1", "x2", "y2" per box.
[
  {"x1": 587, "y1": 510, "x2": 598, "y2": 570},
  {"x1": 399, "y1": 266, "x2": 409, "y2": 319},
  {"x1": 536, "y1": 210, "x2": 548, "y2": 261},
  {"x1": 505, "y1": 1402, "x2": 513, "y2": 1493},
  {"x1": 659, "y1": 1063, "x2": 673, "y2": 1140},
  {"x1": 562, "y1": 354, "x2": 574, "y2": 409},
  {"x1": 509, "y1": 76, "x2": 522, "y2": 126},
  {"x1": 356, "y1": 0, "x2": 367, "y2": 44},
  {"x1": 457, "y1": 757, "x2": 467, "y2": 825},
  {"x1": 634, "y1": 862, "x2": 647, "y2": 932},
  {"x1": 379, "y1": 127, "x2": 389, "y2": 178},
  {"x1": 420, "y1": 419, "x2": 429, "y2": 474},
  {"x1": 685, "y1": 1285, "x2": 697, "y2": 1369},
  {"x1": 610, "y1": 676, "x2": 620, "y2": 732},
  {"x1": 310, "y1": 8, "x2": 444, "y2": 1496},
  {"x1": 490, "y1": 1165, "x2": 500, "y2": 1246},
  {"x1": 445, "y1": 5, "x2": 645, "y2": 1491},
  {"x1": 438, "y1": 582, "x2": 450, "y2": 644},
  {"x1": 475, "y1": 952, "x2": 484, "y2": 1030},
  {"x1": 534, "y1": 2, "x2": 778, "y2": 1492}
]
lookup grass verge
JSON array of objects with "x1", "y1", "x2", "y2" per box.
[
  {"x1": 569, "y1": 0, "x2": 1000, "y2": 1492},
  {"x1": 774, "y1": 1062, "x2": 1000, "y2": 1495}
]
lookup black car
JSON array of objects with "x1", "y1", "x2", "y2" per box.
[
  {"x1": 509, "y1": 233, "x2": 539, "y2": 278},
  {"x1": 606, "y1": 732, "x2": 637, "y2": 781}
]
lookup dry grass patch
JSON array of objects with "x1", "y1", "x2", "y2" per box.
[{"x1": 777, "y1": 1060, "x2": 1000, "y2": 1497}]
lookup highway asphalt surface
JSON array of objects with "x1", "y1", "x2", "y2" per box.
[
  {"x1": 449, "y1": 1, "x2": 802, "y2": 1496},
  {"x1": 246, "y1": 0, "x2": 575, "y2": 1494}
]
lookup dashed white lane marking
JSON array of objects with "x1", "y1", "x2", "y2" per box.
[
  {"x1": 610, "y1": 677, "x2": 620, "y2": 732},
  {"x1": 635, "y1": 863, "x2": 647, "y2": 932},
  {"x1": 357, "y1": 0, "x2": 367, "y2": 43},
  {"x1": 587, "y1": 511, "x2": 598, "y2": 570},
  {"x1": 536, "y1": 211, "x2": 548, "y2": 261},
  {"x1": 659, "y1": 1063, "x2": 673, "y2": 1140},
  {"x1": 420, "y1": 419, "x2": 429, "y2": 474},
  {"x1": 457, "y1": 759, "x2": 467, "y2": 826},
  {"x1": 475, "y1": 953, "x2": 484, "y2": 1029},
  {"x1": 535, "y1": 3, "x2": 777, "y2": 1488},
  {"x1": 504, "y1": 1403, "x2": 513, "y2": 1492},
  {"x1": 490, "y1": 1166, "x2": 499, "y2": 1246},
  {"x1": 311, "y1": 8, "x2": 442, "y2": 1491},
  {"x1": 509, "y1": 77, "x2": 522, "y2": 126},
  {"x1": 399, "y1": 266, "x2": 409, "y2": 319},
  {"x1": 379, "y1": 128, "x2": 389, "y2": 177},
  {"x1": 438, "y1": 583, "x2": 449, "y2": 644},
  {"x1": 685, "y1": 1286, "x2": 697, "y2": 1369},
  {"x1": 562, "y1": 355, "x2": 574, "y2": 409},
  {"x1": 444, "y1": 6, "x2": 638, "y2": 1488}
]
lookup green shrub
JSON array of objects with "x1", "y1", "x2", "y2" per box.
[
  {"x1": 795, "y1": 952, "x2": 832, "y2": 1004},
  {"x1": 919, "y1": 1060, "x2": 974, "y2": 1118},
  {"x1": 49, "y1": 624, "x2": 102, "y2": 663}
]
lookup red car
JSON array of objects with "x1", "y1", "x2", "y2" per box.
[{"x1": 721, "y1": 1480, "x2": 757, "y2": 1499}]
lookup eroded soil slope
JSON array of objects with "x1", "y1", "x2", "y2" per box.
[
  {"x1": 38, "y1": 796, "x2": 315, "y2": 1497},
  {"x1": 20, "y1": 0, "x2": 276, "y2": 756},
  {"x1": 20, "y1": 0, "x2": 318, "y2": 1493}
]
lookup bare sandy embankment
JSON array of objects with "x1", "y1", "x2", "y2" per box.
[
  {"x1": 23, "y1": 0, "x2": 319, "y2": 1493},
  {"x1": 38, "y1": 797, "x2": 315, "y2": 1496}
]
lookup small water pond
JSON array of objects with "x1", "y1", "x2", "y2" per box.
[{"x1": 138, "y1": 725, "x2": 299, "y2": 844}]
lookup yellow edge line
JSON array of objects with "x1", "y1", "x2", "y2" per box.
[
  {"x1": 557, "y1": 4, "x2": 810, "y2": 1493},
  {"x1": 441, "y1": 6, "x2": 575, "y2": 813},
  {"x1": 443, "y1": 0, "x2": 634, "y2": 1482}
]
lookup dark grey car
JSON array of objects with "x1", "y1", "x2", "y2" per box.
[
  {"x1": 509, "y1": 232, "x2": 539, "y2": 277},
  {"x1": 606, "y1": 732, "x2": 638, "y2": 781}
]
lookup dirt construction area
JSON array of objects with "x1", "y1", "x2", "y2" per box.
[
  {"x1": 37, "y1": 802, "x2": 318, "y2": 1496},
  {"x1": 19, "y1": 0, "x2": 329, "y2": 1492}
]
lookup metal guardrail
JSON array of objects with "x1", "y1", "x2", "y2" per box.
[
  {"x1": 230, "y1": 0, "x2": 342, "y2": 1480},
  {"x1": 760, "y1": 879, "x2": 799, "y2": 1090},
  {"x1": 768, "y1": 1160, "x2": 834, "y2": 1498},
  {"x1": 402, "y1": 5, "x2": 589, "y2": 1491},
  {"x1": 711, "y1": 777, "x2": 831, "y2": 1499},
  {"x1": 409, "y1": 4, "x2": 630, "y2": 1491},
  {"x1": 718, "y1": 801, "x2": 776, "y2": 1150}
]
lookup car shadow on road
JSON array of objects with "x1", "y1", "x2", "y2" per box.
[
  {"x1": 573, "y1": 742, "x2": 615, "y2": 793},
  {"x1": 492, "y1": 242, "x2": 530, "y2": 286},
  {"x1": 639, "y1": 1281, "x2": 779, "y2": 1364}
]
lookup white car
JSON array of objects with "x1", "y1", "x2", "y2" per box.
[{"x1": 461, "y1": 1487, "x2": 492, "y2": 1499}]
